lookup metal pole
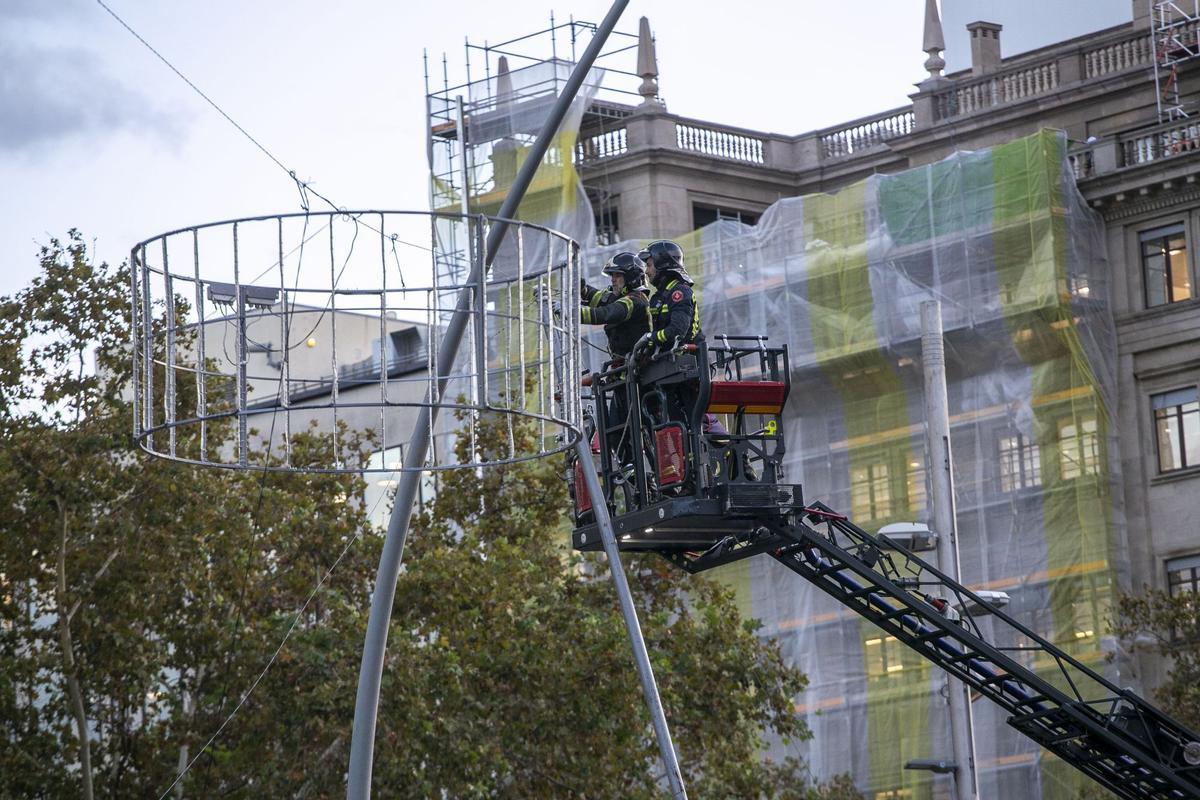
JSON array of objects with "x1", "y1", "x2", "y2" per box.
[
  {"x1": 920, "y1": 300, "x2": 979, "y2": 800},
  {"x1": 574, "y1": 439, "x2": 688, "y2": 800},
  {"x1": 347, "y1": 3, "x2": 628, "y2": 796}
]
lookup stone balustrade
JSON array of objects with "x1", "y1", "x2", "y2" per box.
[
  {"x1": 1120, "y1": 118, "x2": 1200, "y2": 166},
  {"x1": 675, "y1": 121, "x2": 765, "y2": 164},
  {"x1": 576, "y1": 126, "x2": 627, "y2": 163},
  {"x1": 1083, "y1": 29, "x2": 1153, "y2": 78},
  {"x1": 571, "y1": 22, "x2": 1198, "y2": 179},
  {"x1": 936, "y1": 61, "x2": 1060, "y2": 119},
  {"x1": 819, "y1": 108, "x2": 915, "y2": 159}
]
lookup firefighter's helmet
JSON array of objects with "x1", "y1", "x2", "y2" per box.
[
  {"x1": 602, "y1": 251, "x2": 646, "y2": 291},
  {"x1": 637, "y1": 240, "x2": 693, "y2": 286}
]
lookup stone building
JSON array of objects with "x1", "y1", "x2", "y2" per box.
[{"x1": 557, "y1": 2, "x2": 1200, "y2": 798}]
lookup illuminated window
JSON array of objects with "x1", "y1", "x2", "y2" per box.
[
  {"x1": 851, "y1": 462, "x2": 891, "y2": 521},
  {"x1": 1141, "y1": 224, "x2": 1191, "y2": 307},
  {"x1": 998, "y1": 432, "x2": 1041, "y2": 491},
  {"x1": 874, "y1": 789, "x2": 914, "y2": 799},
  {"x1": 905, "y1": 458, "x2": 926, "y2": 513},
  {"x1": 1058, "y1": 417, "x2": 1099, "y2": 480},
  {"x1": 1153, "y1": 388, "x2": 1200, "y2": 473},
  {"x1": 864, "y1": 635, "x2": 905, "y2": 680}
]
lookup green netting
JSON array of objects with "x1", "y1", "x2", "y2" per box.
[{"x1": 589, "y1": 129, "x2": 1124, "y2": 798}]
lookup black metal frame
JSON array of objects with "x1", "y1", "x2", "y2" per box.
[{"x1": 569, "y1": 336, "x2": 802, "y2": 552}]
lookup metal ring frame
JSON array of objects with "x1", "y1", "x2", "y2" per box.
[{"x1": 130, "y1": 209, "x2": 582, "y2": 473}]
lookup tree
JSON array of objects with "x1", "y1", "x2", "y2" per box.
[
  {"x1": 0, "y1": 233, "x2": 382, "y2": 798},
  {"x1": 369, "y1": 406, "x2": 858, "y2": 798},
  {"x1": 1, "y1": 232, "x2": 859, "y2": 799},
  {"x1": 1112, "y1": 588, "x2": 1200, "y2": 730}
]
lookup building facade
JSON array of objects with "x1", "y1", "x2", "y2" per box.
[
  {"x1": 564, "y1": 3, "x2": 1200, "y2": 798},
  {"x1": 423, "y1": 3, "x2": 1200, "y2": 797}
]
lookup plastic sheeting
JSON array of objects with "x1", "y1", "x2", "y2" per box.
[{"x1": 590, "y1": 130, "x2": 1126, "y2": 799}]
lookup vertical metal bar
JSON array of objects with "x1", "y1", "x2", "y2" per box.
[
  {"x1": 503, "y1": 281, "x2": 515, "y2": 458},
  {"x1": 193, "y1": 231, "x2": 207, "y2": 461},
  {"x1": 542, "y1": 237, "x2": 555, "y2": 443},
  {"x1": 474, "y1": 216, "x2": 488, "y2": 409},
  {"x1": 348, "y1": 4, "x2": 630, "y2": 795},
  {"x1": 516, "y1": 225, "x2": 527, "y2": 410},
  {"x1": 329, "y1": 221, "x2": 340, "y2": 462},
  {"x1": 233, "y1": 224, "x2": 248, "y2": 467},
  {"x1": 141, "y1": 243, "x2": 154, "y2": 444},
  {"x1": 278, "y1": 218, "x2": 291, "y2": 468},
  {"x1": 922, "y1": 300, "x2": 979, "y2": 800},
  {"x1": 574, "y1": 441, "x2": 688, "y2": 799},
  {"x1": 162, "y1": 239, "x2": 177, "y2": 457},
  {"x1": 378, "y1": 213, "x2": 388, "y2": 460},
  {"x1": 130, "y1": 246, "x2": 142, "y2": 440}
]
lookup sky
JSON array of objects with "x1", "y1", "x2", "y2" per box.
[{"x1": 0, "y1": 0, "x2": 1132, "y2": 298}]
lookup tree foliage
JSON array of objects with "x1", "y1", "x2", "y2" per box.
[
  {"x1": 0, "y1": 233, "x2": 859, "y2": 799},
  {"x1": 1112, "y1": 588, "x2": 1200, "y2": 731}
]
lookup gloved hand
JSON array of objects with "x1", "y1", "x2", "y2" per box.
[
  {"x1": 632, "y1": 332, "x2": 654, "y2": 357},
  {"x1": 551, "y1": 300, "x2": 562, "y2": 317},
  {"x1": 531, "y1": 284, "x2": 544, "y2": 302}
]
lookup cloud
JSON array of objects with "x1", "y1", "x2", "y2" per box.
[{"x1": 0, "y1": 19, "x2": 181, "y2": 155}]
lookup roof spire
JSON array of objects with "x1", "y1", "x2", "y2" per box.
[
  {"x1": 636, "y1": 16, "x2": 662, "y2": 108},
  {"x1": 496, "y1": 55, "x2": 514, "y2": 112},
  {"x1": 922, "y1": 0, "x2": 946, "y2": 80}
]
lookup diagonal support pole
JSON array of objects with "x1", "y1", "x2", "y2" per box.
[
  {"x1": 347, "y1": 2, "x2": 629, "y2": 797},
  {"x1": 574, "y1": 439, "x2": 688, "y2": 799}
]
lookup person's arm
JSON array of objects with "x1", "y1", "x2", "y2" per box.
[
  {"x1": 581, "y1": 282, "x2": 606, "y2": 308},
  {"x1": 655, "y1": 285, "x2": 696, "y2": 345},
  {"x1": 581, "y1": 294, "x2": 635, "y2": 325}
]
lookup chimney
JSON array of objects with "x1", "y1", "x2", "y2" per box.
[
  {"x1": 967, "y1": 21, "x2": 1003, "y2": 76},
  {"x1": 1133, "y1": 0, "x2": 1153, "y2": 27}
]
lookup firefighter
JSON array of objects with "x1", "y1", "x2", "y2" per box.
[
  {"x1": 579, "y1": 251, "x2": 652, "y2": 358},
  {"x1": 578, "y1": 251, "x2": 652, "y2": 469},
  {"x1": 634, "y1": 240, "x2": 705, "y2": 477},
  {"x1": 634, "y1": 239, "x2": 703, "y2": 355}
]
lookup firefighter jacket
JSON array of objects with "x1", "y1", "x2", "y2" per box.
[
  {"x1": 580, "y1": 282, "x2": 652, "y2": 356},
  {"x1": 649, "y1": 278, "x2": 702, "y2": 348}
]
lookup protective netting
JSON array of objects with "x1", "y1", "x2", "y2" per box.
[{"x1": 592, "y1": 129, "x2": 1125, "y2": 798}]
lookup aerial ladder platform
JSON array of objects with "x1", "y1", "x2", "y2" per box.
[{"x1": 569, "y1": 337, "x2": 1200, "y2": 800}]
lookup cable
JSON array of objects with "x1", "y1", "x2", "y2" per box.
[
  {"x1": 156, "y1": 485, "x2": 391, "y2": 800},
  {"x1": 94, "y1": 0, "x2": 431, "y2": 254}
]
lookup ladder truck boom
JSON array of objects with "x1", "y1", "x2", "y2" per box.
[{"x1": 570, "y1": 336, "x2": 1200, "y2": 799}]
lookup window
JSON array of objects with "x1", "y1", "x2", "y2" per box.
[
  {"x1": 692, "y1": 203, "x2": 759, "y2": 229},
  {"x1": 864, "y1": 635, "x2": 906, "y2": 680},
  {"x1": 998, "y1": 432, "x2": 1041, "y2": 491},
  {"x1": 1153, "y1": 387, "x2": 1200, "y2": 473},
  {"x1": 850, "y1": 461, "x2": 891, "y2": 521},
  {"x1": 1058, "y1": 416, "x2": 1099, "y2": 480},
  {"x1": 905, "y1": 458, "x2": 927, "y2": 513},
  {"x1": 1167, "y1": 554, "x2": 1200, "y2": 596},
  {"x1": 1141, "y1": 224, "x2": 1191, "y2": 307},
  {"x1": 362, "y1": 445, "x2": 436, "y2": 531},
  {"x1": 594, "y1": 205, "x2": 620, "y2": 247}
]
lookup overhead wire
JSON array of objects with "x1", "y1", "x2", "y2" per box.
[
  {"x1": 93, "y1": 0, "x2": 431, "y2": 255},
  {"x1": 90, "y1": 2, "x2": 414, "y2": 791}
]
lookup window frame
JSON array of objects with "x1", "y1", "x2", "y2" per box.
[
  {"x1": 998, "y1": 430, "x2": 1042, "y2": 492},
  {"x1": 1057, "y1": 415, "x2": 1100, "y2": 481},
  {"x1": 1152, "y1": 386, "x2": 1200, "y2": 474},
  {"x1": 1140, "y1": 223, "x2": 1191, "y2": 309}
]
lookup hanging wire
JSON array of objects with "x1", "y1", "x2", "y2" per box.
[{"x1": 94, "y1": 0, "x2": 430, "y2": 255}]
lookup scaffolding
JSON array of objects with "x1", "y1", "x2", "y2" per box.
[
  {"x1": 1153, "y1": 0, "x2": 1200, "y2": 121},
  {"x1": 423, "y1": 16, "x2": 644, "y2": 292}
]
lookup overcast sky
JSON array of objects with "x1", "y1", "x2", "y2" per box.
[{"x1": 0, "y1": 0, "x2": 1132, "y2": 298}]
